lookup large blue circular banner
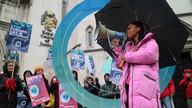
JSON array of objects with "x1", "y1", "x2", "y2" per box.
[{"x1": 52, "y1": 0, "x2": 121, "y2": 108}]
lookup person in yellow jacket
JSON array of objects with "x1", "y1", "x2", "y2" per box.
[{"x1": 45, "y1": 92, "x2": 55, "y2": 108}]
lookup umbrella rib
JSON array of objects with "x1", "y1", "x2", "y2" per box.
[
  {"x1": 153, "y1": 31, "x2": 177, "y2": 64},
  {"x1": 150, "y1": 24, "x2": 162, "y2": 30},
  {"x1": 146, "y1": 0, "x2": 164, "y2": 23},
  {"x1": 97, "y1": 13, "x2": 131, "y2": 24},
  {"x1": 135, "y1": 10, "x2": 138, "y2": 21}
]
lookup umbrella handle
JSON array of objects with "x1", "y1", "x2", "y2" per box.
[{"x1": 118, "y1": 60, "x2": 125, "y2": 69}]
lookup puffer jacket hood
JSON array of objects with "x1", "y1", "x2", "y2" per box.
[
  {"x1": 183, "y1": 69, "x2": 192, "y2": 79},
  {"x1": 179, "y1": 69, "x2": 192, "y2": 99},
  {"x1": 3, "y1": 60, "x2": 19, "y2": 77},
  {"x1": 83, "y1": 75, "x2": 96, "y2": 87},
  {"x1": 23, "y1": 70, "x2": 33, "y2": 83}
]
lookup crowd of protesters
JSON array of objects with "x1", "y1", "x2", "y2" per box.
[{"x1": 1, "y1": 60, "x2": 192, "y2": 108}]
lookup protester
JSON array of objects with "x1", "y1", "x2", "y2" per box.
[
  {"x1": 100, "y1": 73, "x2": 120, "y2": 99},
  {"x1": 34, "y1": 66, "x2": 50, "y2": 108},
  {"x1": 111, "y1": 21, "x2": 160, "y2": 108},
  {"x1": 49, "y1": 76, "x2": 59, "y2": 108},
  {"x1": 72, "y1": 70, "x2": 79, "y2": 82},
  {"x1": 179, "y1": 69, "x2": 192, "y2": 108},
  {"x1": 16, "y1": 80, "x2": 30, "y2": 108},
  {"x1": 23, "y1": 70, "x2": 33, "y2": 108},
  {"x1": 45, "y1": 93, "x2": 55, "y2": 108},
  {"x1": 160, "y1": 78, "x2": 175, "y2": 108},
  {"x1": 0, "y1": 60, "x2": 23, "y2": 108},
  {"x1": 83, "y1": 75, "x2": 100, "y2": 96},
  {"x1": 72, "y1": 70, "x2": 84, "y2": 108}
]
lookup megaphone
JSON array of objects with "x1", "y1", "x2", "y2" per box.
[{"x1": 94, "y1": 21, "x2": 127, "y2": 41}]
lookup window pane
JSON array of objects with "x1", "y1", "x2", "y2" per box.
[{"x1": 89, "y1": 31, "x2": 92, "y2": 46}]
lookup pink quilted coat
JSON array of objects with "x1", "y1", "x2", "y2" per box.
[{"x1": 113, "y1": 33, "x2": 161, "y2": 108}]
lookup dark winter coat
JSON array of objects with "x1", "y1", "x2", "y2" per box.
[
  {"x1": 71, "y1": 70, "x2": 83, "y2": 108},
  {"x1": 83, "y1": 76, "x2": 100, "y2": 96},
  {"x1": 100, "y1": 79, "x2": 120, "y2": 99},
  {"x1": 0, "y1": 60, "x2": 23, "y2": 108},
  {"x1": 179, "y1": 69, "x2": 192, "y2": 99},
  {"x1": 23, "y1": 70, "x2": 33, "y2": 102}
]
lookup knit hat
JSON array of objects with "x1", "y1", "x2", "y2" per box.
[{"x1": 34, "y1": 66, "x2": 44, "y2": 74}]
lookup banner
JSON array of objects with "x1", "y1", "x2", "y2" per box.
[
  {"x1": 16, "y1": 91, "x2": 29, "y2": 108},
  {"x1": 70, "y1": 49, "x2": 85, "y2": 70},
  {"x1": 100, "y1": 56, "x2": 113, "y2": 74},
  {"x1": 26, "y1": 74, "x2": 50, "y2": 107},
  {"x1": 109, "y1": 59, "x2": 123, "y2": 82},
  {"x1": 42, "y1": 59, "x2": 55, "y2": 82},
  {"x1": 8, "y1": 52, "x2": 19, "y2": 63},
  {"x1": 59, "y1": 83, "x2": 78, "y2": 108},
  {"x1": 46, "y1": 48, "x2": 52, "y2": 60},
  {"x1": 5, "y1": 20, "x2": 33, "y2": 53},
  {"x1": 85, "y1": 55, "x2": 96, "y2": 73}
]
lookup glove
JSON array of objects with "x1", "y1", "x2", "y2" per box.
[
  {"x1": 186, "y1": 78, "x2": 191, "y2": 81},
  {"x1": 6, "y1": 79, "x2": 16, "y2": 91},
  {"x1": 95, "y1": 77, "x2": 99, "y2": 83}
]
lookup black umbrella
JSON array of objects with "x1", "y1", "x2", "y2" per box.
[{"x1": 95, "y1": 0, "x2": 189, "y2": 69}]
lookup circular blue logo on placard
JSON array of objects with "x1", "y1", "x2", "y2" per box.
[
  {"x1": 116, "y1": 74, "x2": 121, "y2": 80},
  {"x1": 15, "y1": 41, "x2": 22, "y2": 47},
  {"x1": 76, "y1": 62, "x2": 80, "y2": 67},
  {"x1": 29, "y1": 85, "x2": 39, "y2": 97},
  {"x1": 21, "y1": 100, "x2": 26, "y2": 106},
  {"x1": 60, "y1": 91, "x2": 70, "y2": 103}
]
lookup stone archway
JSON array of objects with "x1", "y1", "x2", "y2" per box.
[{"x1": 0, "y1": 37, "x2": 7, "y2": 72}]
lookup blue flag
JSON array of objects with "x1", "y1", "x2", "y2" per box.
[
  {"x1": 70, "y1": 49, "x2": 85, "y2": 70},
  {"x1": 6, "y1": 20, "x2": 33, "y2": 53},
  {"x1": 85, "y1": 55, "x2": 96, "y2": 73},
  {"x1": 109, "y1": 59, "x2": 123, "y2": 82},
  {"x1": 46, "y1": 48, "x2": 52, "y2": 60}
]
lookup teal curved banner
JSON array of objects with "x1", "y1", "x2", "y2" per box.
[{"x1": 52, "y1": 0, "x2": 176, "y2": 107}]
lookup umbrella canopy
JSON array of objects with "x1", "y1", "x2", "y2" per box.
[{"x1": 95, "y1": 0, "x2": 189, "y2": 68}]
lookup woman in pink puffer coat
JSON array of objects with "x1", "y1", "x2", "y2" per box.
[{"x1": 111, "y1": 21, "x2": 161, "y2": 108}]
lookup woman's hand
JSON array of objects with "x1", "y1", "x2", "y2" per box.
[
  {"x1": 170, "y1": 93, "x2": 174, "y2": 97},
  {"x1": 111, "y1": 39, "x2": 119, "y2": 48},
  {"x1": 53, "y1": 77, "x2": 57, "y2": 83},
  {"x1": 122, "y1": 53, "x2": 125, "y2": 60},
  {"x1": 41, "y1": 103, "x2": 45, "y2": 108}
]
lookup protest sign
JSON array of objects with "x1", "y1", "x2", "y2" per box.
[
  {"x1": 109, "y1": 59, "x2": 123, "y2": 82},
  {"x1": 8, "y1": 52, "x2": 19, "y2": 63},
  {"x1": 85, "y1": 55, "x2": 96, "y2": 73},
  {"x1": 5, "y1": 20, "x2": 33, "y2": 99},
  {"x1": 6, "y1": 20, "x2": 33, "y2": 53},
  {"x1": 59, "y1": 83, "x2": 78, "y2": 108},
  {"x1": 26, "y1": 74, "x2": 50, "y2": 107},
  {"x1": 70, "y1": 49, "x2": 85, "y2": 70},
  {"x1": 46, "y1": 48, "x2": 52, "y2": 60}
]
